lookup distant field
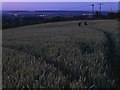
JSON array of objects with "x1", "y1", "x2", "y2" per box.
[{"x1": 2, "y1": 20, "x2": 120, "y2": 88}]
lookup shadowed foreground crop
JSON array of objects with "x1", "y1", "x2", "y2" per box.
[{"x1": 2, "y1": 20, "x2": 119, "y2": 88}]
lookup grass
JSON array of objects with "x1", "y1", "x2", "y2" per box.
[{"x1": 2, "y1": 20, "x2": 119, "y2": 88}]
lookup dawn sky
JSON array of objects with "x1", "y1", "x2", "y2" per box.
[
  {"x1": 1, "y1": 0, "x2": 120, "y2": 2},
  {"x1": 2, "y1": 2, "x2": 119, "y2": 11}
]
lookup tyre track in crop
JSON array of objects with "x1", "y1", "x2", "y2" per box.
[
  {"x1": 3, "y1": 45, "x2": 80, "y2": 86},
  {"x1": 84, "y1": 26, "x2": 120, "y2": 87}
]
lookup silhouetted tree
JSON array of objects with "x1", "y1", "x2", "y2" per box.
[
  {"x1": 107, "y1": 12, "x2": 116, "y2": 19},
  {"x1": 95, "y1": 11, "x2": 102, "y2": 19},
  {"x1": 117, "y1": 11, "x2": 120, "y2": 21}
]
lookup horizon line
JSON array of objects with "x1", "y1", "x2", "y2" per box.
[{"x1": 2, "y1": 10, "x2": 118, "y2": 12}]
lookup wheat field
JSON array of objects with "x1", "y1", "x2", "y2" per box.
[{"x1": 2, "y1": 20, "x2": 120, "y2": 88}]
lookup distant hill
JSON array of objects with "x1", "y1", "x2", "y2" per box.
[{"x1": 2, "y1": 10, "x2": 109, "y2": 17}]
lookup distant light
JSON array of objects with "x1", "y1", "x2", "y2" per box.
[
  {"x1": 82, "y1": 14, "x2": 87, "y2": 15},
  {"x1": 88, "y1": 14, "x2": 92, "y2": 15},
  {"x1": 37, "y1": 14, "x2": 45, "y2": 17},
  {"x1": 13, "y1": 13, "x2": 18, "y2": 16}
]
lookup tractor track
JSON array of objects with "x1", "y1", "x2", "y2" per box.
[
  {"x1": 3, "y1": 45, "x2": 80, "y2": 87},
  {"x1": 85, "y1": 26, "x2": 120, "y2": 88}
]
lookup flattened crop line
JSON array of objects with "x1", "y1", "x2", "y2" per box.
[
  {"x1": 3, "y1": 45, "x2": 80, "y2": 84},
  {"x1": 85, "y1": 26, "x2": 120, "y2": 87}
]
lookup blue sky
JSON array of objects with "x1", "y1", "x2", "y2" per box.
[{"x1": 2, "y1": 2, "x2": 119, "y2": 11}]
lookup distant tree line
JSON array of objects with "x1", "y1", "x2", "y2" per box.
[
  {"x1": 95, "y1": 11, "x2": 120, "y2": 20},
  {"x1": 2, "y1": 11, "x2": 120, "y2": 29}
]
